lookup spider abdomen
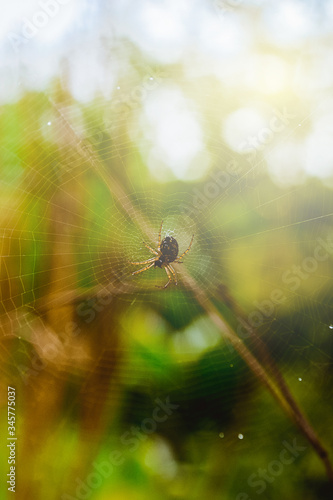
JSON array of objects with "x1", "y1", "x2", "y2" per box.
[{"x1": 159, "y1": 236, "x2": 178, "y2": 264}]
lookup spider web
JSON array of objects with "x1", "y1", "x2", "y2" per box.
[{"x1": 2, "y1": 85, "x2": 333, "y2": 396}]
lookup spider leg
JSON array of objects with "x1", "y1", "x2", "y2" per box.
[
  {"x1": 132, "y1": 262, "x2": 155, "y2": 275},
  {"x1": 174, "y1": 234, "x2": 194, "y2": 261},
  {"x1": 129, "y1": 257, "x2": 156, "y2": 265},
  {"x1": 143, "y1": 241, "x2": 159, "y2": 255},
  {"x1": 156, "y1": 265, "x2": 172, "y2": 289},
  {"x1": 157, "y1": 220, "x2": 163, "y2": 251},
  {"x1": 168, "y1": 264, "x2": 178, "y2": 286}
]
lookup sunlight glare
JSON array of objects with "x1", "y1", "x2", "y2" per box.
[
  {"x1": 266, "y1": 142, "x2": 306, "y2": 187},
  {"x1": 243, "y1": 55, "x2": 288, "y2": 94},
  {"x1": 263, "y1": 1, "x2": 314, "y2": 46},
  {"x1": 304, "y1": 132, "x2": 333, "y2": 179},
  {"x1": 222, "y1": 107, "x2": 267, "y2": 152},
  {"x1": 143, "y1": 88, "x2": 205, "y2": 180},
  {"x1": 199, "y1": 13, "x2": 249, "y2": 57},
  {"x1": 140, "y1": 2, "x2": 185, "y2": 42}
]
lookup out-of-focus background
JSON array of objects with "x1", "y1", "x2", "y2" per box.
[{"x1": 1, "y1": 1, "x2": 333, "y2": 499}]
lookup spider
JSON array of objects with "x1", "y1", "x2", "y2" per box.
[{"x1": 130, "y1": 221, "x2": 194, "y2": 289}]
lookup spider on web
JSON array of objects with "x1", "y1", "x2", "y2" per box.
[{"x1": 130, "y1": 221, "x2": 194, "y2": 289}]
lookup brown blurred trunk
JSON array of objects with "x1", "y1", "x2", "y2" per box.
[{"x1": 17, "y1": 176, "x2": 122, "y2": 500}]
